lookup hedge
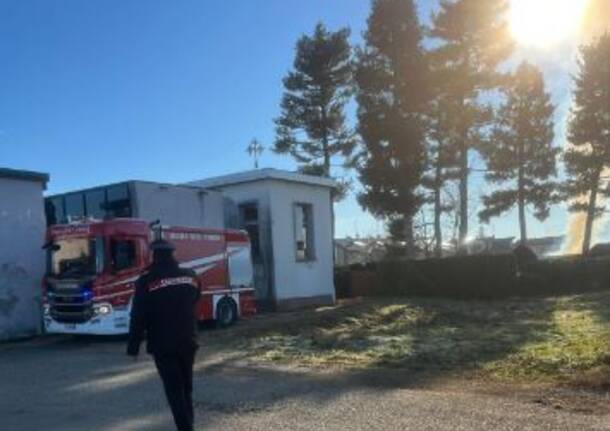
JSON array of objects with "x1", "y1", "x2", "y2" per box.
[
  {"x1": 377, "y1": 254, "x2": 517, "y2": 300},
  {"x1": 519, "y1": 256, "x2": 610, "y2": 296},
  {"x1": 335, "y1": 254, "x2": 610, "y2": 300}
]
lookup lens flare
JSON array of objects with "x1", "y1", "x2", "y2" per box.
[{"x1": 510, "y1": 0, "x2": 589, "y2": 48}]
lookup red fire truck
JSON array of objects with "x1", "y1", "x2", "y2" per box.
[{"x1": 42, "y1": 218, "x2": 256, "y2": 335}]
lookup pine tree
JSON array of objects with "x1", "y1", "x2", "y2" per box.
[
  {"x1": 430, "y1": 0, "x2": 513, "y2": 249},
  {"x1": 274, "y1": 23, "x2": 355, "y2": 179},
  {"x1": 355, "y1": 0, "x2": 430, "y2": 255},
  {"x1": 479, "y1": 62, "x2": 558, "y2": 243},
  {"x1": 423, "y1": 57, "x2": 461, "y2": 257},
  {"x1": 424, "y1": 98, "x2": 459, "y2": 257},
  {"x1": 565, "y1": 33, "x2": 610, "y2": 254}
]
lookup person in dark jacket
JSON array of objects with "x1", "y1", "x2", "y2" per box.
[{"x1": 127, "y1": 239, "x2": 201, "y2": 431}]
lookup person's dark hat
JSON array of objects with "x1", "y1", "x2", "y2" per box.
[{"x1": 150, "y1": 239, "x2": 176, "y2": 252}]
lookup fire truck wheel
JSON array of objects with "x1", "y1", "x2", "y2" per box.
[{"x1": 216, "y1": 298, "x2": 237, "y2": 328}]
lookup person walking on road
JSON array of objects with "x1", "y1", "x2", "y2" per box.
[{"x1": 127, "y1": 239, "x2": 201, "y2": 431}]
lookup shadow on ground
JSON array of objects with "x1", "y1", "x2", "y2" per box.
[
  {"x1": 205, "y1": 295, "x2": 562, "y2": 383},
  {"x1": 2, "y1": 292, "x2": 609, "y2": 430}
]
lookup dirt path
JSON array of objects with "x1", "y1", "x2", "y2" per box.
[{"x1": 1, "y1": 334, "x2": 608, "y2": 431}]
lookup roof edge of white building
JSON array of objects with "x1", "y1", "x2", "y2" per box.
[
  {"x1": 187, "y1": 168, "x2": 338, "y2": 189},
  {"x1": 0, "y1": 167, "x2": 49, "y2": 187}
]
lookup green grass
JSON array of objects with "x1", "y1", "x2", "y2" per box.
[
  {"x1": 210, "y1": 291, "x2": 610, "y2": 385},
  {"x1": 483, "y1": 295, "x2": 610, "y2": 384}
]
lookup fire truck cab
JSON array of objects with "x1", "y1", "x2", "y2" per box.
[{"x1": 43, "y1": 218, "x2": 256, "y2": 335}]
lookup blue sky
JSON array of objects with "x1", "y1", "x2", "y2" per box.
[{"x1": 0, "y1": 0, "x2": 602, "y2": 240}]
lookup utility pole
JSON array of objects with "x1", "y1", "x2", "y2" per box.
[{"x1": 246, "y1": 139, "x2": 264, "y2": 169}]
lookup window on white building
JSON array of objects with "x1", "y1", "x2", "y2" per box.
[{"x1": 294, "y1": 203, "x2": 314, "y2": 261}]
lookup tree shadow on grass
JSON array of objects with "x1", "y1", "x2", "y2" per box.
[
  {"x1": 206, "y1": 295, "x2": 561, "y2": 390},
  {"x1": 581, "y1": 290, "x2": 610, "y2": 323}
]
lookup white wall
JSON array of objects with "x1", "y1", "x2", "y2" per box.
[
  {"x1": 133, "y1": 182, "x2": 224, "y2": 229},
  {"x1": 0, "y1": 178, "x2": 46, "y2": 340},
  {"x1": 268, "y1": 181, "x2": 334, "y2": 305}
]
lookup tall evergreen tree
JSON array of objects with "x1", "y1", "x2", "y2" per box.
[
  {"x1": 430, "y1": 0, "x2": 513, "y2": 248},
  {"x1": 479, "y1": 62, "x2": 558, "y2": 243},
  {"x1": 355, "y1": 0, "x2": 430, "y2": 255},
  {"x1": 565, "y1": 33, "x2": 610, "y2": 254},
  {"x1": 424, "y1": 100, "x2": 458, "y2": 257},
  {"x1": 423, "y1": 58, "x2": 461, "y2": 257},
  {"x1": 274, "y1": 23, "x2": 355, "y2": 179}
]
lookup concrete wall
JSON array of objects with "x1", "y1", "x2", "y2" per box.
[
  {"x1": 268, "y1": 181, "x2": 335, "y2": 309},
  {"x1": 0, "y1": 178, "x2": 46, "y2": 340},
  {"x1": 133, "y1": 182, "x2": 224, "y2": 229}
]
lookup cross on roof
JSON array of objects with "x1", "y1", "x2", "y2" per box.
[{"x1": 246, "y1": 139, "x2": 264, "y2": 169}]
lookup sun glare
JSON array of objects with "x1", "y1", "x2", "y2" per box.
[{"x1": 510, "y1": 0, "x2": 589, "y2": 48}]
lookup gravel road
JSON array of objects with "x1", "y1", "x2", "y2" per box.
[{"x1": 1, "y1": 335, "x2": 608, "y2": 431}]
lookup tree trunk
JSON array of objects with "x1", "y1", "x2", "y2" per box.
[
  {"x1": 582, "y1": 170, "x2": 601, "y2": 255},
  {"x1": 320, "y1": 108, "x2": 335, "y2": 262},
  {"x1": 323, "y1": 151, "x2": 331, "y2": 179},
  {"x1": 434, "y1": 157, "x2": 443, "y2": 258},
  {"x1": 458, "y1": 143, "x2": 468, "y2": 250},
  {"x1": 320, "y1": 106, "x2": 331, "y2": 178},
  {"x1": 403, "y1": 213, "x2": 415, "y2": 258},
  {"x1": 519, "y1": 197, "x2": 527, "y2": 244},
  {"x1": 518, "y1": 143, "x2": 527, "y2": 243},
  {"x1": 330, "y1": 192, "x2": 336, "y2": 263},
  {"x1": 325, "y1": 150, "x2": 335, "y2": 263},
  {"x1": 434, "y1": 190, "x2": 442, "y2": 258},
  {"x1": 518, "y1": 190, "x2": 527, "y2": 244}
]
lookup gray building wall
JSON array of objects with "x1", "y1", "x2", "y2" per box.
[
  {"x1": 132, "y1": 182, "x2": 224, "y2": 229},
  {"x1": 0, "y1": 178, "x2": 47, "y2": 340}
]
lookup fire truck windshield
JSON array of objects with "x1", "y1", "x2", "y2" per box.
[{"x1": 48, "y1": 237, "x2": 103, "y2": 278}]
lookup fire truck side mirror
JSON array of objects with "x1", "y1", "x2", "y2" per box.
[
  {"x1": 42, "y1": 242, "x2": 60, "y2": 251},
  {"x1": 149, "y1": 220, "x2": 163, "y2": 241}
]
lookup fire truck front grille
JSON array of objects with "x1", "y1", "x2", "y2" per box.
[{"x1": 48, "y1": 287, "x2": 94, "y2": 323}]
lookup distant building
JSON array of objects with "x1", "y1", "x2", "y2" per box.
[
  {"x1": 465, "y1": 235, "x2": 565, "y2": 257},
  {"x1": 0, "y1": 168, "x2": 49, "y2": 341},
  {"x1": 465, "y1": 236, "x2": 515, "y2": 255},
  {"x1": 526, "y1": 236, "x2": 564, "y2": 257},
  {"x1": 335, "y1": 239, "x2": 367, "y2": 266},
  {"x1": 334, "y1": 237, "x2": 388, "y2": 267}
]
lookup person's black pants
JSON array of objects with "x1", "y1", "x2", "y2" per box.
[{"x1": 153, "y1": 349, "x2": 196, "y2": 431}]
